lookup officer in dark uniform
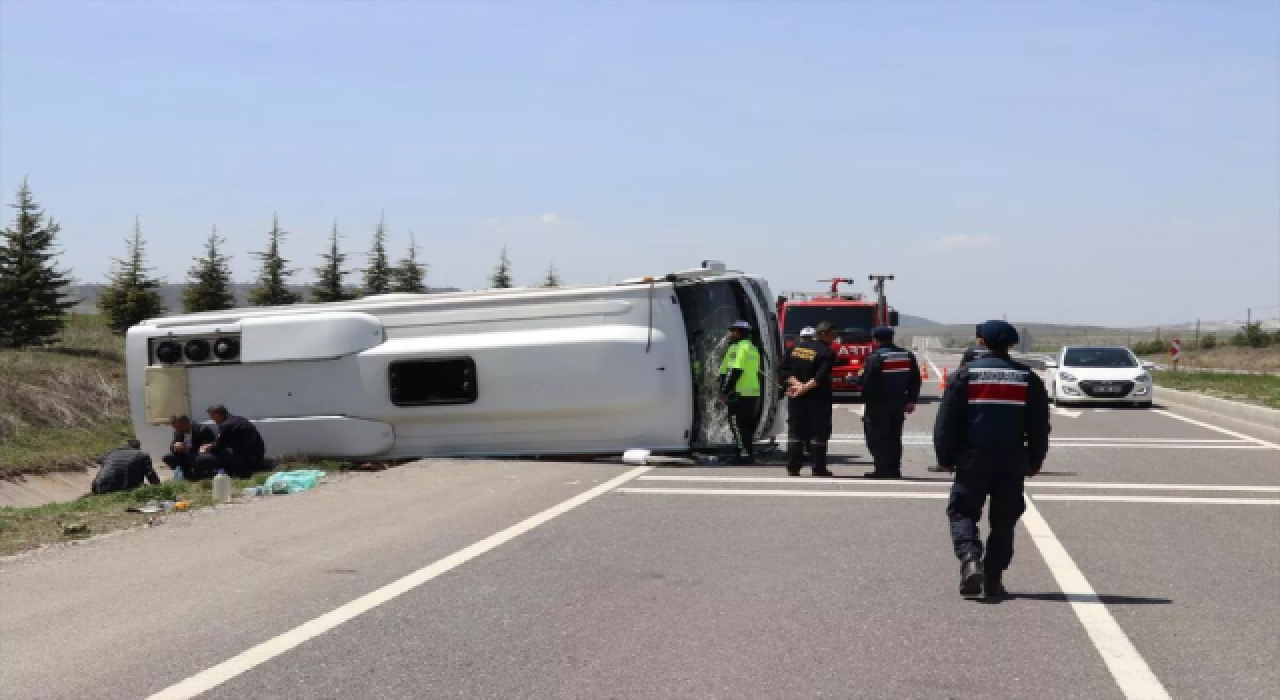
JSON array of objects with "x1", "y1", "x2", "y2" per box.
[
  {"x1": 860, "y1": 326, "x2": 922, "y2": 479},
  {"x1": 933, "y1": 320, "x2": 1051, "y2": 599},
  {"x1": 778, "y1": 323, "x2": 836, "y2": 477},
  {"x1": 959, "y1": 324, "x2": 990, "y2": 366}
]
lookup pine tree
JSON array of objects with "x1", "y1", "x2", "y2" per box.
[
  {"x1": 0, "y1": 179, "x2": 76, "y2": 348},
  {"x1": 182, "y1": 226, "x2": 236, "y2": 313},
  {"x1": 490, "y1": 246, "x2": 514, "y2": 289},
  {"x1": 311, "y1": 222, "x2": 355, "y2": 303},
  {"x1": 98, "y1": 217, "x2": 166, "y2": 334},
  {"x1": 542, "y1": 263, "x2": 562, "y2": 288},
  {"x1": 247, "y1": 213, "x2": 302, "y2": 306},
  {"x1": 363, "y1": 212, "x2": 394, "y2": 296},
  {"x1": 392, "y1": 231, "x2": 427, "y2": 293}
]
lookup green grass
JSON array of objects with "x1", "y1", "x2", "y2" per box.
[
  {"x1": 1153, "y1": 371, "x2": 1280, "y2": 410},
  {"x1": 0, "y1": 460, "x2": 353, "y2": 557},
  {"x1": 0, "y1": 313, "x2": 130, "y2": 476}
]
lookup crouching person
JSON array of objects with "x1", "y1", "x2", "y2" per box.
[
  {"x1": 197, "y1": 404, "x2": 267, "y2": 479},
  {"x1": 92, "y1": 440, "x2": 161, "y2": 495},
  {"x1": 162, "y1": 414, "x2": 217, "y2": 480}
]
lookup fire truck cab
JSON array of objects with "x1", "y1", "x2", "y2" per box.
[{"x1": 776, "y1": 277, "x2": 900, "y2": 398}]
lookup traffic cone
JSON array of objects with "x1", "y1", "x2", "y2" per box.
[{"x1": 940, "y1": 368, "x2": 948, "y2": 391}]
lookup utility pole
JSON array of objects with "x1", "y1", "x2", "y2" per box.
[{"x1": 1194, "y1": 319, "x2": 1200, "y2": 348}]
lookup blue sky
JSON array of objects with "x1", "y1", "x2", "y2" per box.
[{"x1": 2, "y1": 0, "x2": 1277, "y2": 327}]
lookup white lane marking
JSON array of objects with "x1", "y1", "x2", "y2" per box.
[
  {"x1": 617, "y1": 488, "x2": 948, "y2": 499},
  {"x1": 639, "y1": 475, "x2": 1280, "y2": 493},
  {"x1": 619, "y1": 488, "x2": 1280, "y2": 506},
  {"x1": 822, "y1": 440, "x2": 1268, "y2": 449},
  {"x1": 924, "y1": 351, "x2": 943, "y2": 380},
  {"x1": 1053, "y1": 406, "x2": 1083, "y2": 418},
  {"x1": 1033, "y1": 494, "x2": 1279, "y2": 506},
  {"x1": 146, "y1": 467, "x2": 652, "y2": 700},
  {"x1": 1039, "y1": 437, "x2": 1244, "y2": 442},
  {"x1": 1021, "y1": 500, "x2": 1172, "y2": 699},
  {"x1": 1153, "y1": 410, "x2": 1280, "y2": 450}
]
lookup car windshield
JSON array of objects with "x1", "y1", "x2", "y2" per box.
[
  {"x1": 782, "y1": 305, "x2": 875, "y2": 343},
  {"x1": 1062, "y1": 347, "x2": 1137, "y2": 368}
]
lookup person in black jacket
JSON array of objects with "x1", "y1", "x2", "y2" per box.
[
  {"x1": 92, "y1": 440, "x2": 160, "y2": 494},
  {"x1": 199, "y1": 404, "x2": 267, "y2": 478},
  {"x1": 860, "y1": 326, "x2": 923, "y2": 479},
  {"x1": 933, "y1": 320, "x2": 1051, "y2": 599},
  {"x1": 162, "y1": 414, "x2": 217, "y2": 479},
  {"x1": 778, "y1": 323, "x2": 836, "y2": 477},
  {"x1": 959, "y1": 324, "x2": 990, "y2": 367}
]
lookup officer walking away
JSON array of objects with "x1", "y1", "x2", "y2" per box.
[
  {"x1": 933, "y1": 320, "x2": 1050, "y2": 599},
  {"x1": 860, "y1": 326, "x2": 922, "y2": 479},
  {"x1": 91, "y1": 439, "x2": 161, "y2": 495},
  {"x1": 778, "y1": 323, "x2": 836, "y2": 477},
  {"x1": 719, "y1": 320, "x2": 763, "y2": 465}
]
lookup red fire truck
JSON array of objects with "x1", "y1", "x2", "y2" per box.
[{"x1": 776, "y1": 275, "x2": 900, "y2": 398}]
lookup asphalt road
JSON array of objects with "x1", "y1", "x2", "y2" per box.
[{"x1": 2, "y1": 352, "x2": 1277, "y2": 699}]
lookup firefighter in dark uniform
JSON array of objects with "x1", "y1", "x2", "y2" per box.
[
  {"x1": 860, "y1": 326, "x2": 922, "y2": 479},
  {"x1": 719, "y1": 320, "x2": 763, "y2": 465},
  {"x1": 960, "y1": 324, "x2": 990, "y2": 366},
  {"x1": 933, "y1": 320, "x2": 1051, "y2": 599},
  {"x1": 778, "y1": 323, "x2": 836, "y2": 477}
]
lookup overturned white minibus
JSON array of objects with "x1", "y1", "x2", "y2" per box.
[{"x1": 125, "y1": 261, "x2": 785, "y2": 463}]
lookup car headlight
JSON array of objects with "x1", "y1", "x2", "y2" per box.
[
  {"x1": 1134, "y1": 372, "x2": 1151, "y2": 382},
  {"x1": 1059, "y1": 372, "x2": 1078, "y2": 382}
]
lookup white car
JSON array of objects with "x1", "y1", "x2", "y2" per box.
[{"x1": 1044, "y1": 346, "x2": 1155, "y2": 408}]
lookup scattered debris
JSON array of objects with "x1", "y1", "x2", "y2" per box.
[{"x1": 61, "y1": 522, "x2": 90, "y2": 537}]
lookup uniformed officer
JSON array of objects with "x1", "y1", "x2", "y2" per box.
[
  {"x1": 719, "y1": 320, "x2": 763, "y2": 465},
  {"x1": 778, "y1": 323, "x2": 836, "y2": 477},
  {"x1": 933, "y1": 320, "x2": 1051, "y2": 599},
  {"x1": 959, "y1": 324, "x2": 990, "y2": 366},
  {"x1": 860, "y1": 326, "x2": 922, "y2": 479}
]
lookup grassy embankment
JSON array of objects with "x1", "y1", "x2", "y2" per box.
[
  {"x1": 1152, "y1": 371, "x2": 1280, "y2": 410},
  {"x1": 0, "y1": 314, "x2": 131, "y2": 477},
  {"x1": 0, "y1": 315, "x2": 357, "y2": 556}
]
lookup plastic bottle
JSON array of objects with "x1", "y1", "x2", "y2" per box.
[
  {"x1": 173, "y1": 465, "x2": 184, "y2": 483},
  {"x1": 212, "y1": 469, "x2": 232, "y2": 504}
]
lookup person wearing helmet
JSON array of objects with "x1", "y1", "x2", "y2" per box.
[
  {"x1": 960, "y1": 324, "x2": 990, "y2": 366},
  {"x1": 778, "y1": 322, "x2": 836, "y2": 477},
  {"x1": 860, "y1": 326, "x2": 922, "y2": 479},
  {"x1": 719, "y1": 320, "x2": 763, "y2": 465},
  {"x1": 933, "y1": 320, "x2": 1051, "y2": 600}
]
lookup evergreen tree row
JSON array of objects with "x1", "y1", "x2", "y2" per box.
[{"x1": 1, "y1": 180, "x2": 565, "y2": 345}]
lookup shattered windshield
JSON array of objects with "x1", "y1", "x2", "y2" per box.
[{"x1": 783, "y1": 305, "x2": 875, "y2": 343}]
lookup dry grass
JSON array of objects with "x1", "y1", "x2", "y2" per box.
[
  {"x1": 1160, "y1": 346, "x2": 1280, "y2": 373},
  {"x1": 1153, "y1": 371, "x2": 1280, "y2": 409},
  {"x1": 0, "y1": 315, "x2": 130, "y2": 476}
]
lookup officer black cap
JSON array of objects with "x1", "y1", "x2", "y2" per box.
[
  {"x1": 872, "y1": 326, "x2": 895, "y2": 341},
  {"x1": 978, "y1": 320, "x2": 1019, "y2": 349}
]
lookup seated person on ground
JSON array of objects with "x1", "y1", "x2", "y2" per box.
[
  {"x1": 162, "y1": 414, "x2": 217, "y2": 480},
  {"x1": 91, "y1": 439, "x2": 161, "y2": 495},
  {"x1": 198, "y1": 404, "x2": 267, "y2": 478}
]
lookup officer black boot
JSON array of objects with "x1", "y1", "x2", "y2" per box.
[
  {"x1": 810, "y1": 443, "x2": 833, "y2": 478},
  {"x1": 984, "y1": 571, "x2": 1008, "y2": 599},
  {"x1": 959, "y1": 556, "x2": 985, "y2": 599},
  {"x1": 786, "y1": 441, "x2": 803, "y2": 476}
]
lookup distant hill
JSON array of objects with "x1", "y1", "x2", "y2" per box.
[
  {"x1": 66, "y1": 283, "x2": 461, "y2": 315},
  {"x1": 896, "y1": 314, "x2": 940, "y2": 327}
]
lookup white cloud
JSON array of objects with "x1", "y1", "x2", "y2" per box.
[
  {"x1": 480, "y1": 212, "x2": 576, "y2": 236},
  {"x1": 926, "y1": 234, "x2": 996, "y2": 250}
]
